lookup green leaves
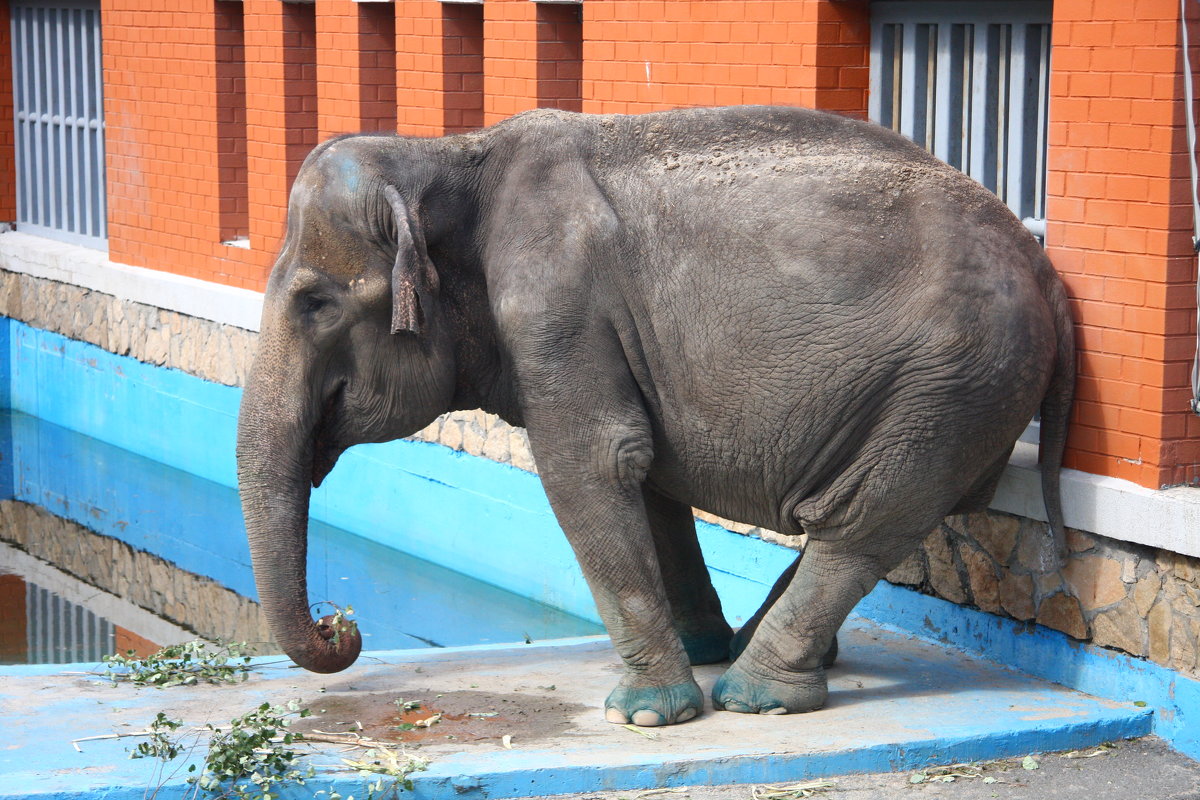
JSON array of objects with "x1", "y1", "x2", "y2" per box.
[
  {"x1": 189, "y1": 701, "x2": 315, "y2": 800},
  {"x1": 125, "y1": 697, "x2": 426, "y2": 800},
  {"x1": 101, "y1": 640, "x2": 254, "y2": 688},
  {"x1": 129, "y1": 712, "x2": 184, "y2": 762}
]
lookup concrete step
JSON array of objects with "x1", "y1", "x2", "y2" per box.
[{"x1": 0, "y1": 616, "x2": 1151, "y2": 800}]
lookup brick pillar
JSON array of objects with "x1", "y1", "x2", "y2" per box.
[
  {"x1": 244, "y1": 0, "x2": 317, "y2": 262},
  {"x1": 395, "y1": 1, "x2": 448, "y2": 135},
  {"x1": 395, "y1": 1, "x2": 484, "y2": 135},
  {"x1": 582, "y1": 0, "x2": 868, "y2": 116},
  {"x1": 316, "y1": 0, "x2": 397, "y2": 140},
  {"x1": 484, "y1": 0, "x2": 540, "y2": 124},
  {"x1": 0, "y1": 1, "x2": 14, "y2": 225},
  {"x1": 102, "y1": 1, "x2": 250, "y2": 281},
  {"x1": 810, "y1": 0, "x2": 870, "y2": 118},
  {"x1": 1046, "y1": 0, "x2": 1200, "y2": 486}
]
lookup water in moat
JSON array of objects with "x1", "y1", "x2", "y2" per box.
[{"x1": 0, "y1": 409, "x2": 603, "y2": 665}]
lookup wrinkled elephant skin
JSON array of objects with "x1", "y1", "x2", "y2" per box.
[{"x1": 236, "y1": 106, "x2": 1074, "y2": 725}]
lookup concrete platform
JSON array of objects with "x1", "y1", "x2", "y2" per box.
[{"x1": 1, "y1": 617, "x2": 1152, "y2": 800}]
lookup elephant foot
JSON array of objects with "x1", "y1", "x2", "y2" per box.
[
  {"x1": 711, "y1": 661, "x2": 827, "y2": 715},
  {"x1": 604, "y1": 678, "x2": 705, "y2": 726},
  {"x1": 680, "y1": 624, "x2": 734, "y2": 665},
  {"x1": 730, "y1": 626, "x2": 839, "y2": 669}
]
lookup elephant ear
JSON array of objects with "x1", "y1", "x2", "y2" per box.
[{"x1": 383, "y1": 185, "x2": 439, "y2": 336}]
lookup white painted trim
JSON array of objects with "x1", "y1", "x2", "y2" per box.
[
  {"x1": 0, "y1": 542, "x2": 196, "y2": 649},
  {"x1": 3, "y1": 231, "x2": 1200, "y2": 556},
  {"x1": 993, "y1": 442, "x2": 1200, "y2": 558},
  {"x1": 0, "y1": 230, "x2": 264, "y2": 332}
]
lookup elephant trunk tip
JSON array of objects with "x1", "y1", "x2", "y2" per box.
[{"x1": 288, "y1": 615, "x2": 364, "y2": 674}]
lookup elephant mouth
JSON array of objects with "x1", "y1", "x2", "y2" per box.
[{"x1": 311, "y1": 381, "x2": 347, "y2": 488}]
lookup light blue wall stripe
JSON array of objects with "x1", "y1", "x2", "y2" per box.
[
  {"x1": 0, "y1": 319, "x2": 784, "y2": 627},
  {"x1": 4, "y1": 316, "x2": 1200, "y2": 761}
]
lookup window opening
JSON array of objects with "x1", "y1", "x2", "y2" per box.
[
  {"x1": 870, "y1": 1, "x2": 1051, "y2": 232},
  {"x1": 10, "y1": 0, "x2": 106, "y2": 248}
]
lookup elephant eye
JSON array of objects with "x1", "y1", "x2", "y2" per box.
[{"x1": 298, "y1": 292, "x2": 334, "y2": 317}]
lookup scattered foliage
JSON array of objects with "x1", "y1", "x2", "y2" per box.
[
  {"x1": 129, "y1": 712, "x2": 186, "y2": 762},
  {"x1": 341, "y1": 743, "x2": 429, "y2": 799},
  {"x1": 190, "y1": 700, "x2": 314, "y2": 800},
  {"x1": 1062, "y1": 742, "x2": 1117, "y2": 759},
  {"x1": 102, "y1": 640, "x2": 254, "y2": 688},
  {"x1": 116, "y1": 698, "x2": 427, "y2": 800},
  {"x1": 751, "y1": 779, "x2": 837, "y2": 799}
]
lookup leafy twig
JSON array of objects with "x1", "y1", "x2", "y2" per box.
[{"x1": 101, "y1": 640, "x2": 254, "y2": 688}]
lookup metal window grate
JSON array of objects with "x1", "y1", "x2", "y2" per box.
[
  {"x1": 869, "y1": 1, "x2": 1051, "y2": 228},
  {"x1": 10, "y1": 0, "x2": 107, "y2": 248},
  {"x1": 26, "y1": 582, "x2": 115, "y2": 665}
]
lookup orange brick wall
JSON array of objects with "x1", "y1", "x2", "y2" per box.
[
  {"x1": 583, "y1": 1, "x2": 869, "y2": 116},
  {"x1": 1046, "y1": 0, "x2": 1200, "y2": 487},
  {"x1": 536, "y1": 3, "x2": 583, "y2": 111},
  {"x1": 443, "y1": 3, "x2": 485, "y2": 133},
  {"x1": 316, "y1": 0, "x2": 397, "y2": 139},
  {"x1": 0, "y1": 0, "x2": 14, "y2": 224},
  {"x1": 483, "y1": 0, "x2": 541, "y2": 123},
  {"x1": 0, "y1": 575, "x2": 26, "y2": 663},
  {"x1": 113, "y1": 626, "x2": 159, "y2": 658},
  {"x1": 1, "y1": 0, "x2": 1196, "y2": 488},
  {"x1": 215, "y1": 0, "x2": 248, "y2": 243}
]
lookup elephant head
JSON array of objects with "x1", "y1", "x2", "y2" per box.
[{"x1": 236, "y1": 136, "x2": 466, "y2": 673}]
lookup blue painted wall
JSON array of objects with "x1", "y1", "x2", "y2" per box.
[
  {"x1": 4, "y1": 316, "x2": 1200, "y2": 761},
  {"x1": 1, "y1": 320, "x2": 790, "y2": 628},
  {"x1": 0, "y1": 318, "x2": 11, "y2": 501}
]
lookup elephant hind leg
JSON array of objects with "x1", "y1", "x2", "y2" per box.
[
  {"x1": 644, "y1": 486, "x2": 734, "y2": 665},
  {"x1": 713, "y1": 522, "x2": 934, "y2": 715},
  {"x1": 949, "y1": 445, "x2": 1014, "y2": 515},
  {"x1": 729, "y1": 554, "x2": 838, "y2": 668}
]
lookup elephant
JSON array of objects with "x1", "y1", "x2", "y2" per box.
[{"x1": 236, "y1": 105, "x2": 1074, "y2": 728}]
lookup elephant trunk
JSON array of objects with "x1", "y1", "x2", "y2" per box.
[{"x1": 236, "y1": 368, "x2": 362, "y2": 674}]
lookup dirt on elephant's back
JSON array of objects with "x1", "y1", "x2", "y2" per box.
[{"x1": 295, "y1": 688, "x2": 589, "y2": 748}]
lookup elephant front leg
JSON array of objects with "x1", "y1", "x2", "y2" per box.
[
  {"x1": 643, "y1": 486, "x2": 733, "y2": 665},
  {"x1": 532, "y1": 429, "x2": 703, "y2": 726}
]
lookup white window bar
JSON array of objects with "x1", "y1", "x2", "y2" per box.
[{"x1": 870, "y1": 1, "x2": 1052, "y2": 231}]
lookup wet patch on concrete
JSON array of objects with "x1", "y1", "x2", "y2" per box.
[{"x1": 297, "y1": 689, "x2": 590, "y2": 747}]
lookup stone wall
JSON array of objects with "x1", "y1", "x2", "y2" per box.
[
  {"x1": 0, "y1": 500, "x2": 275, "y2": 649},
  {"x1": 0, "y1": 268, "x2": 256, "y2": 388},
  {"x1": 888, "y1": 511, "x2": 1200, "y2": 678},
  {"x1": 4, "y1": 268, "x2": 1199, "y2": 680}
]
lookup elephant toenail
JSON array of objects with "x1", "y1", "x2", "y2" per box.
[
  {"x1": 762, "y1": 706, "x2": 789, "y2": 715},
  {"x1": 675, "y1": 707, "x2": 698, "y2": 723},
  {"x1": 605, "y1": 707, "x2": 630, "y2": 724},
  {"x1": 631, "y1": 710, "x2": 667, "y2": 727},
  {"x1": 721, "y1": 701, "x2": 752, "y2": 713}
]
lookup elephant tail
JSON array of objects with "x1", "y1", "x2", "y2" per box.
[{"x1": 1037, "y1": 268, "x2": 1076, "y2": 571}]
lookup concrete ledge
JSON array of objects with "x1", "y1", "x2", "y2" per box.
[
  {"x1": 0, "y1": 231, "x2": 264, "y2": 332},
  {"x1": 0, "y1": 619, "x2": 1152, "y2": 800},
  {"x1": 994, "y1": 442, "x2": 1200, "y2": 559}
]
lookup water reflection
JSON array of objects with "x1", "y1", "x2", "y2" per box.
[{"x1": 0, "y1": 410, "x2": 603, "y2": 663}]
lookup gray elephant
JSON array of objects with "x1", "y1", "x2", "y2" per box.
[{"x1": 236, "y1": 105, "x2": 1073, "y2": 727}]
